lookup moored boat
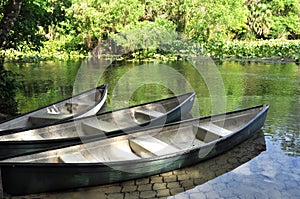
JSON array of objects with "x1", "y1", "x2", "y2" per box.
[
  {"x1": 0, "y1": 92, "x2": 195, "y2": 159},
  {"x1": 0, "y1": 104, "x2": 269, "y2": 195},
  {"x1": 0, "y1": 84, "x2": 108, "y2": 134}
]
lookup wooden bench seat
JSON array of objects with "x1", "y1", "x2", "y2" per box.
[
  {"x1": 29, "y1": 113, "x2": 70, "y2": 126},
  {"x1": 59, "y1": 152, "x2": 91, "y2": 163},
  {"x1": 129, "y1": 135, "x2": 179, "y2": 158},
  {"x1": 92, "y1": 140, "x2": 141, "y2": 162},
  {"x1": 193, "y1": 122, "x2": 232, "y2": 142},
  {"x1": 81, "y1": 119, "x2": 119, "y2": 133},
  {"x1": 135, "y1": 109, "x2": 164, "y2": 118},
  {"x1": 22, "y1": 133, "x2": 43, "y2": 140}
]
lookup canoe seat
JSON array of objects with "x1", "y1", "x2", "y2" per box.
[
  {"x1": 193, "y1": 122, "x2": 232, "y2": 142},
  {"x1": 91, "y1": 140, "x2": 141, "y2": 162},
  {"x1": 81, "y1": 120, "x2": 119, "y2": 134},
  {"x1": 129, "y1": 134, "x2": 179, "y2": 158},
  {"x1": 135, "y1": 109, "x2": 164, "y2": 119},
  {"x1": 59, "y1": 152, "x2": 92, "y2": 163},
  {"x1": 29, "y1": 114, "x2": 69, "y2": 126},
  {"x1": 22, "y1": 133, "x2": 43, "y2": 140}
]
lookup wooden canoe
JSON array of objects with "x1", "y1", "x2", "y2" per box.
[
  {"x1": 0, "y1": 84, "x2": 108, "y2": 134},
  {"x1": 0, "y1": 104, "x2": 269, "y2": 195},
  {"x1": 0, "y1": 92, "x2": 195, "y2": 159}
]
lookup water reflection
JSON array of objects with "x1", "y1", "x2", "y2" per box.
[
  {"x1": 0, "y1": 67, "x2": 18, "y2": 118},
  {"x1": 9, "y1": 131, "x2": 265, "y2": 199},
  {"x1": 4, "y1": 60, "x2": 81, "y2": 113},
  {"x1": 4, "y1": 60, "x2": 300, "y2": 155}
]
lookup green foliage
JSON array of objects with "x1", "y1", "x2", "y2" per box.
[
  {"x1": 246, "y1": 1, "x2": 273, "y2": 39},
  {"x1": 3, "y1": 0, "x2": 71, "y2": 50},
  {"x1": 205, "y1": 40, "x2": 300, "y2": 61},
  {"x1": 185, "y1": 0, "x2": 248, "y2": 42},
  {"x1": 64, "y1": 0, "x2": 144, "y2": 50},
  {"x1": 263, "y1": 0, "x2": 300, "y2": 39},
  {"x1": 0, "y1": 0, "x2": 299, "y2": 62}
]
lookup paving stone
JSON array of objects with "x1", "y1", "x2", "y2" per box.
[
  {"x1": 184, "y1": 170, "x2": 200, "y2": 178},
  {"x1": 122, "y1": 185, "x2": 137, "y2": 192},
  {"x1": 172, "y1": 169, "x2": 186, "y2": 175},
  {"x1": 288, "y1": 187, "x2": 300, "y2": 197},
  {"x1": 218, "y1": 188, "x2": 235, "y2": 198},
  {"x1": 193, "y1": 178, "x2": 206, "y2": 186},
  {"x1": 135, "y1": 178, "x2": 150, "y2": 185},
  {"x1": 139, "y1": 190, "x2": 156, "y2": 199},
  {"x1": 152, "y1": 183, "x2": 167, "y2": 190},
  {"x1": 163, "y1": 175, "x2": 177, "y2": 183},
  {"x1": 160, "y1": 171, "x2": 173, "y2": 177},
  {"x1": 227, "y1": 157, "x2": 239, "y2": 165},
  {"x1": 167, "y1": 182, "x2": 180, "y2": 189},
  {"x1": 172, "y1": 192, "x2": 190, "y2": 199},
  {"x1": 156, "y1": 197, "x2": 168, "y2": 199},
  {"x1": 124, "y1": 191, "x2": 140, "y2": 199},
  {"x1": 177, "y1": 174, "x2": 190, "y2": 181},
  {"x1": 204, "y1": 191, "x2": 220, "y2": 199},
  {"x1": 156, "y1": 189, "x2": 170, "y2": 197},
  {"x1": 196, "y1": 184, "x2": 214, "y2": 193},
  {"x1": 180, "y1": 180, "x2": 194, "y2": 190},
  {"x1": 189, "y1": 192, "x2": 206, "y2": 199},
  {"x1": 150, "y1": 176, "x2": 163, "y2": 183},
  {"x1": 183, "y1": 186, "x2": 194, "y2": 192},
  {"x1": 169, "y1": 187, "x2": 185, "y2": 196},
  {"x1": 106, "y1": 192, "x2": 124, "y2": 199},
  {"x1": 137, "y1": 184, "x2": 153, "y2": 192},
  {"x1": 211, "y1": 182, "x2": 227, "y2": 191}
]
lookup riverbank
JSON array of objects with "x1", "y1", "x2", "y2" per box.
[{"x1": 1, "y1": 39, "x2": 299, "y2": 64}]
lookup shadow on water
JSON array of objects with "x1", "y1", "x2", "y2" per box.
[
  {"x1": 8, "y1": 131, "x2": 266, "y2": 199},
  {"x1": 0, "y1": 63, "x2": 18, "y2": 120}
]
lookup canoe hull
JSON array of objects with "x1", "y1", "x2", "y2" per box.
[
  {"x1": 1, "y1": 105, "x2": 268, "y2": 195},
  {"x1": 0, "y1": 93, "x2": 195, "y2": 159},
  {"x1": 0, "y1": 84, "x2": 108, "y2": 135}
]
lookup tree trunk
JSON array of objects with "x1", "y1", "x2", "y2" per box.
[{"x1": 0, "y1": 0, "x2": 24, "y2": 48}]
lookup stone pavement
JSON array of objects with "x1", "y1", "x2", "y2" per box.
[
  {"x1": 3, "y1": 131, "x2": 265, "y2": 199},
  {"x1": 171, "y1": 136, "x2": 300, "y2": 199}
]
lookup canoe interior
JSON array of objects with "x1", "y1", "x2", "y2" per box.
[
  {"x1": 0, "y1": 92, "x2": 192, "y2": 141},
  {"x1": 0, "y1": 85, "x2": 107, "y2": 132},
  {"x1": 1, "y1": 105, "x2": 265, "y2": 164}
]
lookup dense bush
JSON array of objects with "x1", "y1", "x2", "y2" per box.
[
  {"x1": 0, "y1": 0, "x2": 299, "y2": 62},
  {"x1": 205, "y1": 40, "x2": 300, "y2": 61}
]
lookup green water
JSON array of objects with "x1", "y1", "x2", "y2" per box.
[
  {"x1": 4, "y1": 60, "x2": 300, "y2": 155},
  {"x1": 4, "y1": 59, "x2": 300, "y2": 197}
]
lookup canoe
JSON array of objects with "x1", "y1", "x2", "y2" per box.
[
  {"x1": 0, "y1": 84, "x2": 108, "y2": 134},
  {"x1": 0, "y1": 104, "x2": 269, "y2": 195},
  {"x1": 0, "y1": 92, "x2": 195, "y2": 160}
]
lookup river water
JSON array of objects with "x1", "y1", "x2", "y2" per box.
[{"x1": 4, "y1": 59, "x2": 300, "y2": 198}]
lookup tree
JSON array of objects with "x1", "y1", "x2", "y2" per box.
[
  {"x1": 0, "y1": 0, "x2": 22, "y2": 114},
  {"x1": 0, "y1": 0, "x2": 24, "y2": 49}
]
